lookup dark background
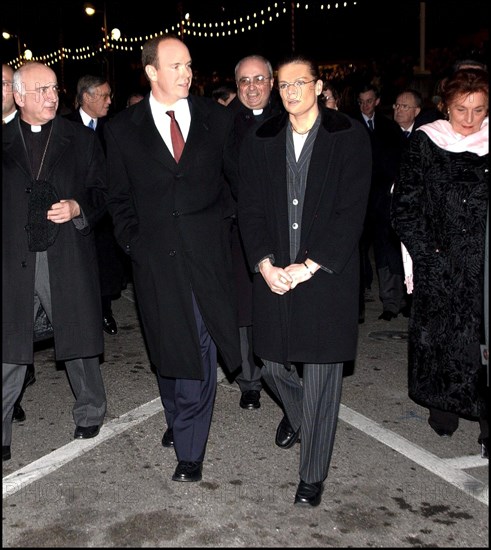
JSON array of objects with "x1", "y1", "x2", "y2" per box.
[{"x1": 2, "y1": 1, "x2": 488, "y2": 111}]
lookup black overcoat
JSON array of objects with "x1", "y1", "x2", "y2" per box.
[
  {"x1": 2, "y1": 116, "x2": 107, "y2": 363},
  {"x1": 238, "y1": 108, "x2": 372, "y2": 365},
  {"x1": 104, "y1": 95, "x2": 241, "y2": 379},
  {"x1": 391, "y1": 131, "x2": 488, "y2": 418}
]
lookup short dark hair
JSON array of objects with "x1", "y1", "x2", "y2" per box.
[
  {"x1": 141, "y1": 34, "x2": 181, "y2": 73},
  {"x1": 276, "y1": 54, "x2": 320, "y2": 81}
]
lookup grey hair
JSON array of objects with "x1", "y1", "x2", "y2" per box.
[{"x1": 76, "y1": 74, "x2": 108, "y2": 106}]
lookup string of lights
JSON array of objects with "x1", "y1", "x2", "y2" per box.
[{"x1": 6, "y1": 1, "x2": 357, "y2": 69}]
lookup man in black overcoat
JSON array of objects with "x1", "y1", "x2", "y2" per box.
[{"x1": 2, "y1": 62, "x2": 107, "y2": 462}]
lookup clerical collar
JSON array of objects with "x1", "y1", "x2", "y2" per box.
[
  {"x1": 252, "y1": 109, "x2": 263, "y2": 116},
  {"x1": 20, "y1": 118, "x2": 52, "y2": 133}
]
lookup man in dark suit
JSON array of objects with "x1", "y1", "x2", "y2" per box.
[
  {"x1": 104, "y1": 35, "x2": 241, "y2": 483},
  {"x1": 65, "y1": 74, "x2": 127, "y2": 336},
  {"x1": 2, "y1": 61, "x2": 107, "y2": 462},
  {"x1": 238, "y1": 55, "x2": 371, "y2": 507},
  {"x1": 225, "y1": 54, "x2": 283, "y2": 411},
  {"x1": 353, "y1": 83, "x2": 406, "y2": 321}
]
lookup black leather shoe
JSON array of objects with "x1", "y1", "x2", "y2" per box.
[
  {"x1": 103, "y1": 315, "x2": 118, "y2": 335},
  {"x1": 74, "y1": 425, "x2": 100, "y2": 439},
  {"x1": 275, "y1": 416, "x2": 300, "y2": 449},
  {"x1": 172, "y1": 461, "x2": 202, "y2": 482},
  {"x1": 378, "y1": 310, "x2": 398, "y2": 321},
  {"x1": 399, "y1": 303, "x2": 411, "y2": 318},
  {"x1": 239, "y1": 390, "x2": 261, "y2": 410},
  {"x1": 294, "y1": 480, "x2": 323, "y2": 507},
  {"x1": 432, "y1": 427, "x2": 454, "y2": 438},
  {"x1": 12, "y1": 403, "x2": 26, "y2": 423},
  {"x1": 2, "y1": 446, "x2": 11, "y2": 461},
  {"x1": 161, "y1": 428, "x2": 174, "y2": 448}
]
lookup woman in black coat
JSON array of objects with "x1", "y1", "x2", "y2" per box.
[
  {"x1": 391, "y1": 68, "x2": 489, "y2": 458},
  {"x1": 238, "y1": 55, "x2": 371, "y2": 507}
]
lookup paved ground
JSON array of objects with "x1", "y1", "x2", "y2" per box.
[{"x1": 2, "y1": 283, "x2": 488, "y2": 547}]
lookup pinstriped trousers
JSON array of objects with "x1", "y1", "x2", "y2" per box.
[{"x1": 262, "y1": 360, "x2": 343, "y2": 484}]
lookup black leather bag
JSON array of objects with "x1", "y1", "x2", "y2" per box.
[
  {"x1": 33, "y1": 303, "x2": 54, "y2": 342},
  {"x1": 27, "y1": 179, "x2": 60, "y2": 252}
]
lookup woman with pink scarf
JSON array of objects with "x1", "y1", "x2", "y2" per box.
[{"x1": 391, "y1": 68, "x2": 489, "y2": 459}]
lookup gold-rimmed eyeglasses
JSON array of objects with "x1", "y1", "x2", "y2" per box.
[
  {"x1": 279, "y1": 79, "x2": 316, "y2": 92},
  {"x1": 237, "y1": 75, "x2": 271, "y2": 88}
]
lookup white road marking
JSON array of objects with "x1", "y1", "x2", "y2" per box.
[
  {"x1": 3, "y1": 398, "x2": 162, "y2": 499},
  {"x1": 3, "y1": 399, "x2": 488, "y2": 506},
  {"x1": 339, "y1": 404, "x2": 488, "y2": 506}
]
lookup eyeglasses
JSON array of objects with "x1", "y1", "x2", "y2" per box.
[
  {"x1": 237, "y1": 75, "x2": 271, "y2": 88},
  {"x1": 278, "y1": 79, "x2": 316, "y2": 92},
  {"x1": 323, "y1": 96, "x2": 336, "y2": 103},
  {"x1": 393, "y1": 103, "x2": 417, "y2": 111},
  {"x1": 90, "y1": 91, "x2": 113, "y2": 100},
  {"x1": 358, "y1": 98, "x2": 376, "y2": 105},
  {"x1": 34, "y1": 84, "x2": 60, "y2": 98}
]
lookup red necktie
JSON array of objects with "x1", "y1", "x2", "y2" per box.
[{"x1": 166, "y1": 110, "x2": 185, "y2": 162}]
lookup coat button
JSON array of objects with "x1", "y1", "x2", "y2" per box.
[
  {"x1": 24, "y1": 224, "x2": 30, "y2": 231},
  {"x1": 25, "y1": 187, "x2": 32, "y2": 193},
  {"x1": 21, "y1": 261, "x2": 27, "y2": 268},
  {"x1": 169, "y1": 250, "x2": 176, "y2": 256},
  {"x1": 172, "y1": 210, "x2": 180, "y2": 217}
]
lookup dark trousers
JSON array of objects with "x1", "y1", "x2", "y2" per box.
[
  {"x1": 157, "y1": 292, "x2": 217, "y2": 462},
  {"x1": 2, "y1": 252, "x2": 106, "y2": 447},
  {"x1": 262, "y1": 361, "x2": 344, "y2": 484}
]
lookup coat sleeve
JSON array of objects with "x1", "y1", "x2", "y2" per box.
[
  {"x1": 104, "y1": 120, "x2": 139, "y2": 254},
  {"x1": 305, "y1": 123, "x2": 372, "y2": 274},
  {"x1": 237, "y1": 134, "x2": 277, "y2": 272},
  {"x1": 391, "y1": 132, "x2": 437, "y2": 261},
  {"x1": 70, "y1": 129, "x2": 107, "y2": 234}
]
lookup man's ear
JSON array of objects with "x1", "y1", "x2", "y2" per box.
[{"x1": 145, "y1": 65, "x2": 158, "y2": 82}]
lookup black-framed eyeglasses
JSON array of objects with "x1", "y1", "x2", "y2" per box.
[
  {"x1": 237, "y1": 75, "x2": 271, "y2": 88},
  {"x1": 278, "y1": 79, "x2": 316, "y2": 92},
  {"x1": 393, "y1": 103, "x2": 417, "y2": 111}
]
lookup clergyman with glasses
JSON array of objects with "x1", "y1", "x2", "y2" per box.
[
  {"x1": 237, "y1": 54, "x2": 371, "y2": 507},
  {"x1": 2, "y1": 61, "x2": 108, "y2": 462},
  {"x1": 225, "y1": 55, "x2": 283, "y2": 412},
  {"x1": 65, "y1": 75, "x2": 127, "y2": 337}
]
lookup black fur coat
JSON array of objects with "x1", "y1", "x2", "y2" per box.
[{"x1": 391, "y1": 131, "x2": 488, "y2": 418}]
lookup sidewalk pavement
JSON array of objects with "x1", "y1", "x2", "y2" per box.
[{"x1": 2, "y1": 283, "x2": 488, "y2": 547}]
